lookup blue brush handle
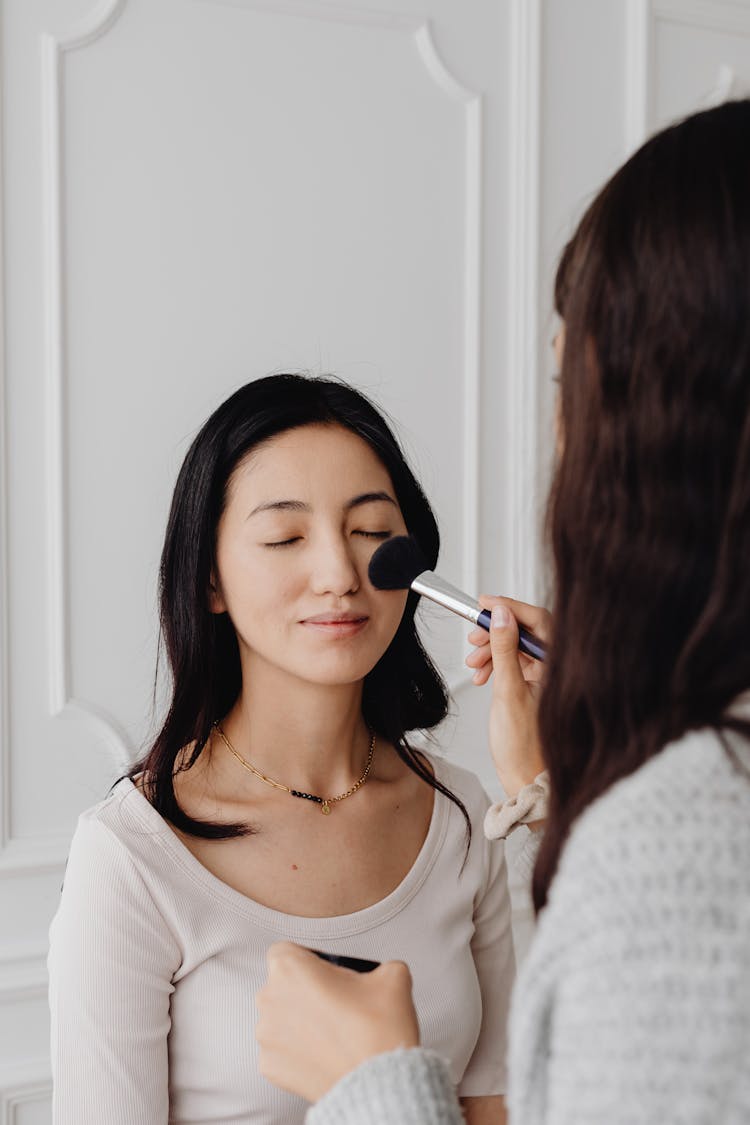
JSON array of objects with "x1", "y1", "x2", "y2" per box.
[{"x1": 476, "y1": 609, "x2": 547, "y2": 662}]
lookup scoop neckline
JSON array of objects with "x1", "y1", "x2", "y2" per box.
[{"x1": 111, "y1": 757, "x2": 451, "y2": 938}]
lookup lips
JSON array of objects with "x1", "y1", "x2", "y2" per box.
[
  {"x1": 300, "y1": 613, "x2": 369, "y2": 637},
  {"x1": 302, "y1": 614, "x2": 368, "y2": 625}
]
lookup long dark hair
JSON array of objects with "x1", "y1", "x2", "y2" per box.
[
  {"x1": 534, "y1": 99, "x2": 750, "y2": 912},
  {"x1": 132, "y1": 374, "x2": 469, "y2": 839}
]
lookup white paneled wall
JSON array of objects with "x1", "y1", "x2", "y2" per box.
[{"x1": 2, "y1": 0, "x2": 750, "y2": 1113}]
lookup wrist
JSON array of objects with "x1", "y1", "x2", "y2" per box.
[
  {"x1": 484, "y1": 770, "x2": 550, "y2": 840},
  {"x1": 494, "y1": 767, "x2": 541, "y2": 800}
]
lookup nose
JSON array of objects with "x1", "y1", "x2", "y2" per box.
[{"x1": 308, "y1": 533, "x2": 360, "y2": 597}]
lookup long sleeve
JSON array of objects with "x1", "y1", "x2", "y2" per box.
[
  {"x1": 508, "y1": 825, "x2": 541, "y2": 885},
  {"x1": 307, "y1": 1050, "x2": 463, "y2": 1125},
  {"x1": 458, "y1": 826, "x2": 515, "y2": 1096},
  {"x1": 508, "y1": 730, "x2": 750, "y2": 1125},
  {"x1": 48, "y1": 810, "x2": 181, "y2": 1125}
]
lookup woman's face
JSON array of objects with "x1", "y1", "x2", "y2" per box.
[{"x1": 210, "y1": 423, "x2": 410, "y2": 688}]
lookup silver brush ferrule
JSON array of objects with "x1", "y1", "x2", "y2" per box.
[{"x1": 411, "y1": 571, "x2": 481, "y2": 625}]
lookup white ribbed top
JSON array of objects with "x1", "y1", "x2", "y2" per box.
[{"x1": 48, "y1": 754, "x2": 514, "y2": 1125}]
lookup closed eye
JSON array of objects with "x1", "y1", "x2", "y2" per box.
[
  {"x1": 264, "y1": 537, "x2": 302, "y2": 548},
  {"x1": 264, "y1": 531, "x2": 391, "y2": 547}
]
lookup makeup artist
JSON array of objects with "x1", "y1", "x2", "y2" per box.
[{"x1": 255, "y1": 98, "x2": 750, "y2": 1125}]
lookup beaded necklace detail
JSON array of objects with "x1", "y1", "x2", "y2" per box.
[{"x1": 213, "y1": 722, "x2": 375, "y2": 816}]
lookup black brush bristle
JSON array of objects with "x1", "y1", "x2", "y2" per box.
[{"x1": 368, "y1": 535, "x2": 429, "y2": 591}]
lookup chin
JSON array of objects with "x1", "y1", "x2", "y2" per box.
[{"x1": 293, "y1": 651, "x2": 383, "y2": 687}]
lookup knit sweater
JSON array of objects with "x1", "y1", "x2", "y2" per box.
[{"x1": 308, "y1": 720, "x2": 750, "y2": 1125}]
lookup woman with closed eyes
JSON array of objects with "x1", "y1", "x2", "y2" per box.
[{"x1": 48, "y1": 374, "x2": 516, "y2": 1125}]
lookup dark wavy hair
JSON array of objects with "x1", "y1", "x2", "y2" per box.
[
  {"x1": 533, "y1": 99, "x2": 750, "y2": 912},
  {"x1": 131, "y1": 373, "x2": 469, "y2": 839}
]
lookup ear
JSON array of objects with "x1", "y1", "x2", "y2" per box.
[{"x1": 208, "y1": 572, "x2": 227, "y2": 614}]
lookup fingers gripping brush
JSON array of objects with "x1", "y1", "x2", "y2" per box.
[{"x1": 368, "y1": 535, "x2": 547, "y2": 662}]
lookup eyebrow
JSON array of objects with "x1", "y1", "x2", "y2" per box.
[
  {"x1": 248, "y1": 491, "x2": 397, "y2": 518},
  {"x1": 346, "y1": 491, "x2": 397, "y2": 511}
]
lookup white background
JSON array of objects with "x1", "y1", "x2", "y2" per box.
[{"x1": 1, "y1": 0, "x2": 750, "y2": 1115}]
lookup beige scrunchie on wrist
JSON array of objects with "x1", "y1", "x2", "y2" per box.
[{"x1": 483, "y1": 771, "x2": 550, "y2": 840}]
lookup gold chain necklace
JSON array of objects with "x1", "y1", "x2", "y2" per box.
[{"x1": 213, "y1": 722, "x2": 375, "y2": 816}]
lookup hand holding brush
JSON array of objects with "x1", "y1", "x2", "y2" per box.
[{"x1": 368, "y1": 535, "x2": 548, "y2": 794}]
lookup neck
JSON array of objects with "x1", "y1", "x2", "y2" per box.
[{"x1": 218, "y1": 664, "x2": 372, "y2": 796}]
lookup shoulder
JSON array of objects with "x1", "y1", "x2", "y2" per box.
[
  {"x1": 548, "y1": 724, "x2": 750, "y2": 924},
  {"x1": 64, "y1": 778, "x2": 173, "y2": 885},
  {"x1": 422, "y1": 751, "x2": 492, "y2": 816},
  {"x1": 517, "y1": 725, "x2": 750, "y2": 1018},
  {"x1": 420, "y1": 751, "x2": 510, "y2": 893},
  {"x1": 51, "y1": 783, "x2": 182, "y2": 980},
  {"x1": 512, "y1": 727, "x2": 750, "y2": 1125},
  {"x1": 76, "y1": 775, "x2": 160, "y2": 833},
  {"x1": 566, "y1": 723, "x2": 749, "y2": 851},
  {"x1": 54, "y1": 780, "x2": 183, "y2": 949}
]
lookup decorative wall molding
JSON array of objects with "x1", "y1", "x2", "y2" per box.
[
  {"x1": 0, "y1": 17, "x2": 11, "y2": 854},
  {"x1": 627, "y1": 0, "x2": 750, "y2": 153},
  {"x1": 40, "y1": 0, "x2": 135, "y2": 775},
  {"x1": 415, "y1": 23, "x2": 482, "y2": 598},
  {"x1": 40, "y1": 0, "x2": 483, "y2": 710},
  {"x1": 198, "y1": 0, "x2": 421, "y2": 31},
  {"x1": 625, "y1": 0, "x2": 653, "y2": 153},
  {"x1": 0, "y1": 0, "x2": 136, "y2": 864},
  {"x1": 0, "y1": 953, "x2": 48, "y2": 1003},
  {"x1": 56, "y1": 0, "x2": 129, "y2": 51},
  {"x1": 0, "y1": 837, "x2": 68, "y2": 876},
  {"x1": 654, "y1": 0, "x2": 750, "y2": 37},
  {"x1": 40, "y1": 24, "x2": 68, "y2": 722},
  {"x1": 0, "y1": 1066, "x2": 51, "y2": 1125},
  {"x1": 705, "y1": 60, "x2": 750, "y2": 102},
  {"x1": 507, "y1": 0, "x2": 542, "y2": 601},
  {"x1": 0, "y1": 0, "x2": 134, "y2": 864}
]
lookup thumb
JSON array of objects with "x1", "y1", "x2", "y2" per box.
[{"x1": 488, "y1": 604, "x2": 524, "y2": 696}]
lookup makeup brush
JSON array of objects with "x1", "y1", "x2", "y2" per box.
[{"x1": 368, "y1": 536, "x2": 546, "y2": 662}]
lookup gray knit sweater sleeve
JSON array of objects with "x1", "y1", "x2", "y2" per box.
[
  {"x1": 508, "y1": 726, "x2": 750, "y2": 1125},
  {"x1": 306, "y1": 1049, "x2": 462, "y2": 1125}
]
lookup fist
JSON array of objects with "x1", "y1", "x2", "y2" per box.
[{"x1": 256, "y1": 943, "x2": 420, "y2": 1102}]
